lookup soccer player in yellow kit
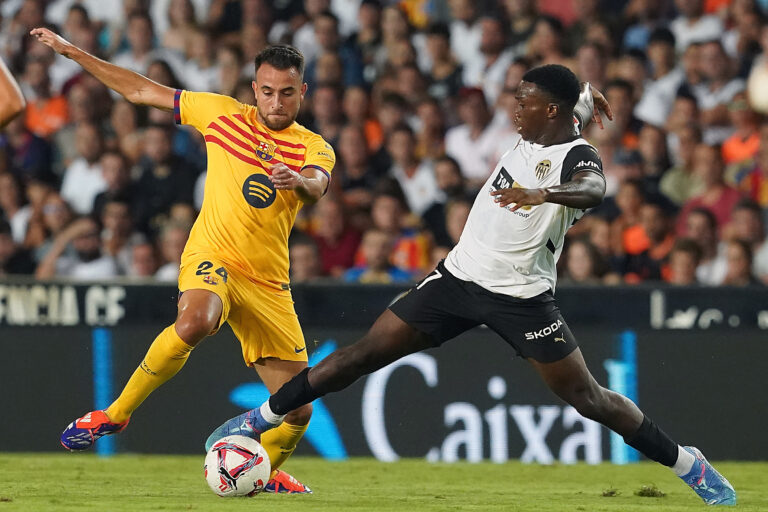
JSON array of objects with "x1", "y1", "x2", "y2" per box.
[{"x1": 32, "y1": 27, "x2": 332, "y2": 493}]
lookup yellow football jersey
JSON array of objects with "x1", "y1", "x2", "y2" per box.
[{"x1": 174, "y1": 89, "x2": 335, "y2": 289}]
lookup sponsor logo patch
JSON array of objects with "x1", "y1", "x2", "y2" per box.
[
  {"x1": 524, "y1": 319, "x2": 564, "y2": 341},
  {"x1": 535, "y1": 159, "x2": 551, "y2": 180}
]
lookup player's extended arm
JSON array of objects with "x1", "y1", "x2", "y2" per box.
[
  {"x1": 575, "y1": 82, "x2": 613, "y2": 131},
  {"x1": 0, "y1": 57, "x2": 25, "y2": 128},
  {"x1": 490, "y1": 171, "x2": 605, "y2": 211},
  {"x1": 29, "y1": 27, "x2": 174, "y2": 111},
  {"x1": 269, "y1": 164, "x2": 328, "y2": 204}
]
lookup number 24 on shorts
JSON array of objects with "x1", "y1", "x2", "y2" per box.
[{"x1": 196, "y1": 261, "x2": 228, "y2": 283}]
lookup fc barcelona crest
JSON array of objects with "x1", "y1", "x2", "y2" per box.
[
  {"x1": 255, "y1": 140, "x2": 276, "y2": 161},
  {"x1": 535, "y1": 159, "x2": 551, "y2": 180}
]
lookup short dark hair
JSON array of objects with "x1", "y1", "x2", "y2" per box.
[
  {"x1": 648, "y1": 27, "x2": 675, "y2": 47},
  {"x1": 671, "y1": 238, "x2": 703, "y2": 265},
  {"x1": 426, "y1": 22, "x2": 450, "y2": 39},
  {"x1": 254, "y1": 45, "x2": 305, "y2": 79},
  {"x1": 689, "y1": 207, "x2": 717, "y2": 231},
  {"x1": 522, "y1": 64, "x2": 580, "y2": 108},
  {"x1": 732, "y1": 198, "x2": 762, "y2": 217}
]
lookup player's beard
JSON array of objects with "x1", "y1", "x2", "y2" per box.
[{"x1": 260, "y1": 112, "x2": 297, "y2": 131}]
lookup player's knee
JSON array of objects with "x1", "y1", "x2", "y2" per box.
[
  {"x1": 566, "y1": 385, "x2": 606, "y2": 421},
  {"x1": 175, "y1": 310, "x2": 217, "y2": 345},
  {"x1": 285, "y1": 402, "x2": 312, "y2": 425}
]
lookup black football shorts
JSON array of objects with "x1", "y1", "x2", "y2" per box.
[{"x1": 389, "y1": 261, "x2": 578, "y2": 363}]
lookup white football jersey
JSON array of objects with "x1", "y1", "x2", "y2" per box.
[{"x1": 444, "y1": 135, "x2": 604, "y2": 298}]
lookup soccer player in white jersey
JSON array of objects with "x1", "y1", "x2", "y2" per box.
[{"x1": 207, "y1": 65, "x2": 736, "y2": 506}]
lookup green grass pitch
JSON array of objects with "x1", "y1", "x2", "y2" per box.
[{"x1": 0, "y1": 454, "x2": 764, "y2": 511}]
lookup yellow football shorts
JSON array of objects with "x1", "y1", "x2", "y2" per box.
[{"x1": 178, "y1": 254, "x2": 307, "y2": 366}]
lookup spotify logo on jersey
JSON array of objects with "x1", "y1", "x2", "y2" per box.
[{"x1": 242, "y1": 174, "x2": 276, "y2": 208}]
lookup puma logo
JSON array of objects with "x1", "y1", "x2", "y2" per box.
[{"x1": 554, "y1": 336, "x2": 565, "y2": 343}]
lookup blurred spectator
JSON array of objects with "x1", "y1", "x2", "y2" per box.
[
  {"x1": 685, "y1": 207, "x2": 727, "y2": 285},
  {"x1": 29, "y1": 192, "x2": 73, "y2": 263},
  {"x1": 344, "y1": 228, "x2": 412, "y2": 283},
  {"x1": 721, "y1": 92, "x2": 760, "y2": 166},
  {"x1": 445, "y1": 87, "x2": 502, "y2": 188},
  {"x1": 447, "y1": 0, "x2": 481, "y2": 68},
  {"x1": 112, "y1": 11, "x2": 184, "y2": 77},
  {"x1": 621, "y1": 201, "x2": 675, "y2": 282},
  {"x1": 0, "y1": 114, "x2": 54, "y2": 185},
  {"x1": 414, "y1": 96, "x2": 446, "y2": 161},
  {"x1": 345, "y1": 0, "x2": 381, "y2": 83},
  {"x1": 101, "y1": 198, "x2": 145, "y2": 274},
  {"x1": 129, "y1": 241, "x2": 159, "y2": 279},
  {"x1": 660, "y1": 123, "x2": 705, "y2": 205},
  {"x1": 560, "y1": 238, "x2": 613, "y2": 285},
  {"x1": 305, "y1": 11, "x2": 364, "y2": 88},
  {"x1": 92, "y1": 150, "x2": 137, "y2": 220},
  {"x1": 335, "y1": 124, "x2": 379, "y2": 208},
  {"x1": 722, "y1": 239, "x2": 761, "y2": 285},
  {"x1": 134, "y1": 123, "x2": 197, "y2": 233},
  {"x1": 726, "y1": 199, "x2": 768, "y2": 278},
  {"x1": 667, "y1": 238, "x2": 702, "y2": 285},
  {"x1": 462, "y1": 17, "x2": 515, "y2": 106},
  {"x1": 52, "y1": 83, "x2": 97, "y2": 171},
  {"x1": 309, "y1": 83, "x2": 344, "y2": 145},
  {"x1": 693, "y1": 40, "x2": 745, "y2": 144},
  {"x1": 342, "y1": 86, "x2": 379, "y2": 151},
  {"x1": 35, "y1": 216, "x2": 119, "y2": 279},
  {"x1": 0, "y1": 171, "x2": 31, "y2": 243},
  {"x1": 635, "y1": 123, "x2": 671, "y2": 197},
  {"x1": 356, "y1": 188, "x2": 431, "y2": 274},
  {"x1": 310, "y1": 197, "x2": 362, "y2": 277},
  {"x1": 215, "y1": 44, "x2": 244, "y2": 97},
  {"x1": 575, "y1": 42, "x2": 608, "y2": 94},
  {"x1": 292, "y1": 0, "x2": 331, "y2": 64},
  {"x1": 424, "y1": 23, "x2": 462, "y2": 102},
  {"x1": 528, "y1": 15, "x2": 571, "y2": 68},
  {"x1": 502, "y1": 0, "x2": 537, "y2": 55},
  {"x1": 386, "y1": 123, "x2": 439, "y2": 216},
  {"x1": 368, "y1": 92, "x2": 408, "y2": 174},
  {"x1": 155, "y1": 221, "x2": 190, "y2": 282},
  {"x1": 422, "y1": 155, "x2": 465, "y2": 247},
  {"x1": 162, "y1": 0, "x2": 199, "y2": 54},
  {"x1": 183, "y1": 30, "x2": 219, "y2": 92},
  {"x1": 60, "y1": 121, "x2": 106, "y2": 215},
  {"x1": 610, "y1": 180, "x2": 646, "y2": 256},
  {"x1": 677, "y1": 143, "x2": 743, "y2": 234},
  {"x1": 289, "y1": 233, "x2": 323, "y2": 283},
  {"x1": 634, "y1": 28, "x2": 683, "y2": 128},
  {"x1": 108, "y1": 99, "x2": 144, "y2": 164},
  {"x1": 735, "y1": 120, "x2": 768, "y2": 206},
  {"x1": 0, "y1": 219, "x2": 34, "y2": 275},
  {"x1": 443, "y1": 196, "x2": 471, "y2": 247},
  {"x1": 21, "y1": 53, "x2": 69, "y2": 138},
  {"x1": 669, "y1": 0, "x2": 723, "y2": 53}
]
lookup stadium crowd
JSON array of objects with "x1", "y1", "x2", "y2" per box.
[{"x1": 1, "y1": 0, "x2": 768, "y2": 286}]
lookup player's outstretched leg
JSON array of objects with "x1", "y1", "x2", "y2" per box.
[
  {"x1": 530, "y1": 348, "x2": 736, "y2": 506},
  {"x1": 61, "y1": 290, "x2": 221, "y2": 451},
  {"x1": 206, "y1": 309, "x2": 433, "y2": 448}
]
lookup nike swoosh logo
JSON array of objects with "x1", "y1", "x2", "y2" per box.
[{"x1": 294, "y1": 346, "x2": 306, "y2": 354}]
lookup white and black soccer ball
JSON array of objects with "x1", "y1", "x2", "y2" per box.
[{"x1": 204, "y1": 435, "x2": 271, "y2": 497}]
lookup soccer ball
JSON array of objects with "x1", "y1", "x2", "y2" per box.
[{"x1": 204, "y1": 435, "x2": 271, "y2": 497}]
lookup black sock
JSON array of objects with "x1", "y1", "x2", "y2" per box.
[
  {"x1": 624, "y1": 415, "x2": 678, "y2": 466},
  {"x1": 268, "y1": 367, "x2": 321, "y2": 415}
]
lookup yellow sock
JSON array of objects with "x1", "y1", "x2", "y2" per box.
[
  {"x1": 106, "y1": 324, "x2": 193, "y2": 423},
  {"x1": 261, "y1": 421, "x2": 309, "y2": 478}
]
